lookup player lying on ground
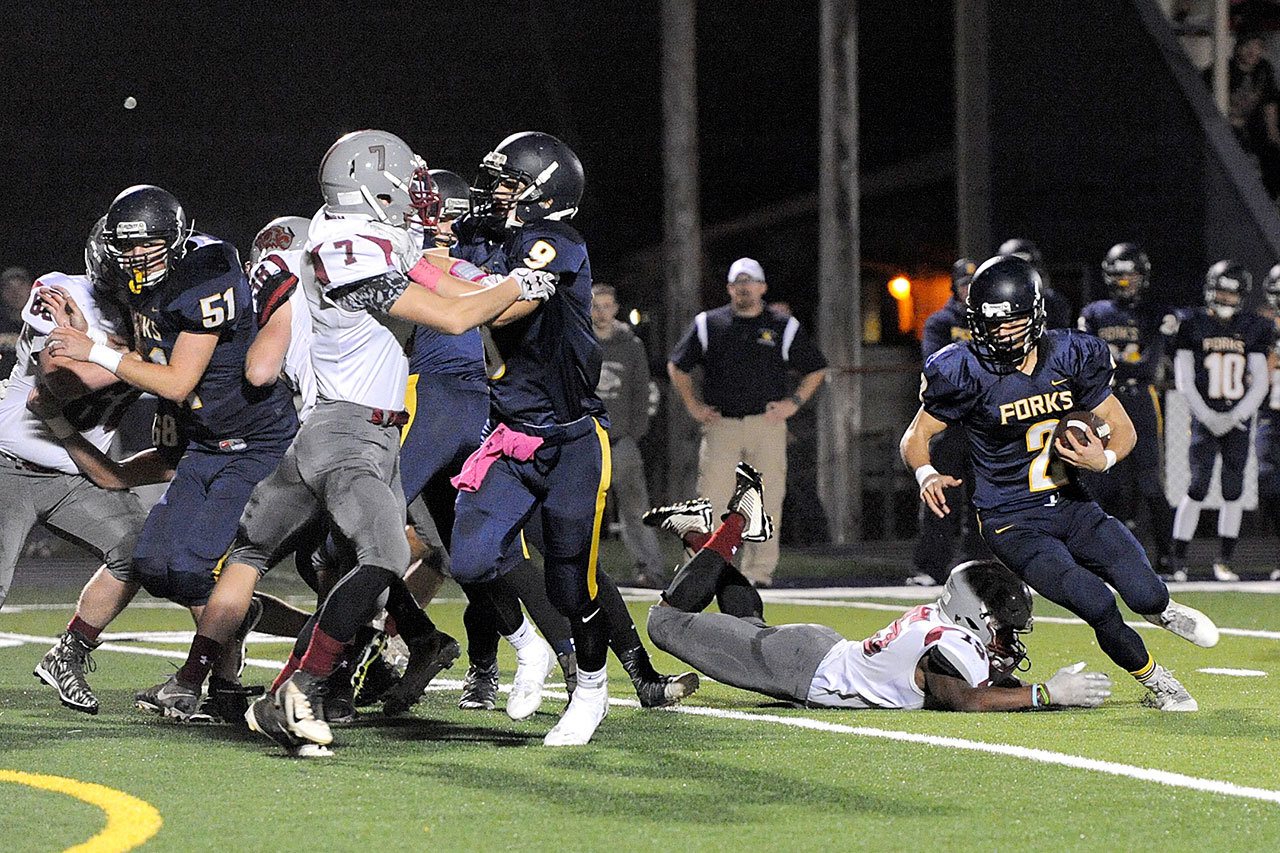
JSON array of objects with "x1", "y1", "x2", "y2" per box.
[
  {"x1": 901, "y1": 254, "x2": 1217, "y2": 711},
  {"x1": 643, "y1": 463, "x2": 1112, "y2": 711}
]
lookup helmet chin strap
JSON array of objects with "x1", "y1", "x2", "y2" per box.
[{"x1": 361, "y1": 185, "x2": 389, "y2": 223}]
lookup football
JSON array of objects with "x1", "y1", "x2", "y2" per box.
[{"x1": 1051, "y1": 409, "x2": 1111, "y2": 454}]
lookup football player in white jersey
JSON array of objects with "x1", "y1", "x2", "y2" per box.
[
  {"x1": 2, "y1": 220, "x2": 167, "y2": 714},
  {"x1": 644, "y1": 464, "x2": 1113, "y2": 712}
]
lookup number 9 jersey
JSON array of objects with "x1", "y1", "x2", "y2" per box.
[
  {"x1": 920, "y1": 329, "x2": 1114, "y2": 513},
  {"x1": 1167, "y1": 307, "x2": 1273, "y2": 413}
]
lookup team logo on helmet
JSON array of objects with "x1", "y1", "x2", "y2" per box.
[
  {"x1": 981, "y1": 301, "x2": 1012, "y2": 318},
  {"x1": 253, "y1": 224, "x2": 296, "y2": 255}
]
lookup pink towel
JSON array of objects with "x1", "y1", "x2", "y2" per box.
[{"x1": 450, "y1": 424, "x2": 544, "y2": 492}]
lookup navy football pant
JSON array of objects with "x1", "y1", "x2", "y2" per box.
[
  {"x1": 1187, "y1": 418, "x2": 1250, "y2": 502},
  {"x1": 979, "y1": 496, "x2": 1168, "y2": 672},
  {"x1": 134, "y1": 438, "x2": 290, "y2": 607}
]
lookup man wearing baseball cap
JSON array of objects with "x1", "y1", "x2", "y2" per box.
[{"x1": 667, "y1": 257, "x2": 828, "y2": 587}]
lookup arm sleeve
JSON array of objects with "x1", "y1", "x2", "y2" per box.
[
  {"x1": 1174, "y1": 349, "x2": 1219, "y2": 425},
  {"x1": 312, "y1": 234, "x2": 409, "y2": 314},
  {"x1": 669, "y1": 320, "x2": 704, "y2": 371},
  {"x1": 1231, "y1": 352, "x2": 1271, "y2": 420},
  {"x1": 920, "y1": 357, "x2": 975, "y2": 423},
  {"x1": 1073, "y1": 333, "x2": 1115, "y2": 410}
]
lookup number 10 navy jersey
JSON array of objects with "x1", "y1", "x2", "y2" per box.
[
  {"x1": 921, "y1": 329, "x2": 1114, "y2": 513},
  {"x1": 1168, "y1": 307, "x2": 1273, "y2": 414}
]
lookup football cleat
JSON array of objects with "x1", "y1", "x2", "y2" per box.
[
  {"x1": 1271, "y1": 568, "x2": 1280, "y2": 581},
  {"x1": 135, "y1": 674, "x2": 212, "y2": 722},
  {"x1": 324, "y1": 668, "x2": 357, "y2": 724},
  {"x1": 618, "y1": 647, "x2": 699, "y2": 708},
  {"x1": 382, "y1": 629, "x2": 461, "y2": 716},
  {"x1": 1139, "y1": 664, "x2": 1198, "y2": 712},
  {"x1": 34, "y1": 631, "x2": 100, "y2": 715},
  {"x1": 352, "y1": 644, "x2": 401, "y2": 707},
  {"x1": 277, "y1": 671, "x2": 333, "y2": 745},
  {"x1": 544, "y1": 682, "x2": 609, "y2": 746},
  {"x1": 245, "y1": 694, "x2": 333, "y2": 758},
  {"x1": 507, "y1": 637, "x2": 555, "y2": 721},
  {"x1": 1211, "y1": 561, "x2": 1239, "y2": 582},
  {"x1": 1143, "y1": 600, "x2": 1219, "y2": 648},
  {"x1": 198, "y1": 676, "x2": 263, "y2": 726},
  {"x1": 458, "y1": 662, "x2": 500, "y2": 711},
  {"x1": 726, "y1": 462, "x2": 773, "y2": 542},
  {"x1": 642, "y1": 498, "x2": 714, "y2": 539}
]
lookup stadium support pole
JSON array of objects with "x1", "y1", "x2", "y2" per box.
[
  {"x1": 662, "y1": 0, "x2": 703, "y2": 502},
  {"x1": 818, "y1": 0, "x2": 861, "y2": 544},
  {"x1": 1212, "y1": 0, "x2": 1229, "y2": 115},
  {"x1": 955, "y1": 0, "x2": 991, "y2": 258}
]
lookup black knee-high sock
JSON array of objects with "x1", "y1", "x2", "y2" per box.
[
  {"x1": 595, "y1": 570, "x2": 644, "y2": 654},
  {"x1": 384, "y1": 575, "x2": 435, "y2": 641},
  {"x1": 460, "y1": 580, "x2": 524, "y2": 665},
  {"x1": 506, "y1": 561, "x2": 574, "y2": 656},
  {"x1": 715, "y1": 564, "x2": 764, "y2": 619},
  {"x1": 1145, "y1": 494, "x2": 1174, "y2": 563},
  {"x1": 663, "y1": 549, "x2": 731, "y2": 613},
  {"x1": 571, "y1": 609, "x2": 610, "y2": 672},
  {"x1": 1220, "y1": 536, "x2": 1238, "y2": 562},
  {"x1": 316, "y1": 565, "x2": 398, "y2": 644}
]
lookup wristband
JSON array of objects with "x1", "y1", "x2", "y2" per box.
[
  {"x1": 87, "y1": 328, "x2": 109, "y2": 346},
  {"x1": 914, "y1": 464, "x2": 939, "y2": 488},
  {"x1": 88, "y1": 343, "x2": 124, "y2": 374},
  {"x1": 788, "y1": 393, "x2": 804, "y2": 409},
  {"x1": 1102, "y1": 449, "x2": 1117, "y2": 472},
  {"x1": 1031, "y1": 683, "x2": 1049, "y2": 708},
  {"x1": 46, "y1": 415, "x2": 76, "y2": 440},
  {"x1": 447, "y1": 259, "x2": 489, "y2": 283},
  {"x1": 407, "y1": 257, "x2": 442, "y2": 292}
]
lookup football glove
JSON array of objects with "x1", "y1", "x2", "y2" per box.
[
  {"x1": 251, "y1": 260, "x2": 300, "y2": 329},
  {"x1": 1044, "y1": 663, "x2": 1112, "y2": 708},
  {"x1": 510, "y1": 267, "x2": 558, "y2": 302}
]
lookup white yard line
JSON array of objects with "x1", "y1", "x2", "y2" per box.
[{"x1": 3, "y1": 629, "x2": 1280, "y2": 808}]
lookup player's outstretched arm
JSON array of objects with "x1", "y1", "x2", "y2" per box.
[
  {"x1": 922, "y1": 660, "x2": 1112, "y2": 712},
  {"x1": 245, "y1": 302, "x2": 292, "y2": 387},
  {"x1": 26, "y1": 388, "x2": 175, "y2": 489},
  {"x1": 389, "y1": 279, "x2": 523, "y2": 335},
  {"x1": 900, "y1": 406, "x2": 960, "y2": 518}
]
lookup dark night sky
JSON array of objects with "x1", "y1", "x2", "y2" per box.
[{"x1": 0, "y1": 2, "x2": 955, "y2": 320}]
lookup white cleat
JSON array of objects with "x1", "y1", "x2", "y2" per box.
[
  {"x1": 506, "y1": 638, "x2": 555, "y2": 721},
  {"x1": 278, "y1": 673, "x2": 334, "y2": 745},
  {"x1": 1143, "y1": 600, "x2": 1219, "y2": 648},
  {"x1": 1139, "y1": 664, "x2": 1198, "y2": 712},
  {"x1": 544, "y1": 682, "x2": 610, "y2": 746},
  {"x1": 1211, "y1": 562, "x2": 1239, "y2": 582}
]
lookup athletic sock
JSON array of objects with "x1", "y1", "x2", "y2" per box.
[
  {"x1": 299, "y1": 627, "x2": 347, "y2": 678},
  {"x1": 66, "y1": 615, "x2": 102, "y2": 645},
  {"x1": 705, "y1": 513, "x2": 745, "y2": 562},
  {"x1": 682, "y1": 531, "x2": 711, "y2": 552},
  {"x1": 596, "y1": 570, "x2": 645, "y2": 654},
  {"x1": 385, "y1": 577, "x2": 434, "y2": 641},
  {"x1": 663, "y1": 548, "x2": 730, "y2": 613},
  {"x1": 506, "y1": 560, "x2": 574, "y2": 653},
  {"x1": 504, "y1": 618, "x2": 540, "y2": 655},
  {"x1": 176, "y1": 634, "x2": 223, "y2": 687},
  {"x1": 270, "y1": 654, "x2": 302, "y2": 694},
  {"x1": 715, "y1": 564, "x2": 765, "y2": 619},
  {"x1": 1220, "y1": 537, "x2": 1237, "y2": 562},
  {"x1": 1130, "y1": 654, "x2": 1157, "y2": 682},
  {"x1": 577, "y1": 665, "x2": 607, "y2": 691}
]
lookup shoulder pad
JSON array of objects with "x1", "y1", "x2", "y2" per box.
[{"x1": 512, "y1": 222, "x2": 587, "y2": 272}]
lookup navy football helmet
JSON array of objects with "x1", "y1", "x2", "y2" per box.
[
  {"x1": 101, "y1": 185, "x2": 191, "y2": 294},
  {"x1": 1101, "y1": 242, "x2": 1151, "y2": 304},
  {"x1": 1262, "y1": 263, "x2": 1280, "y2": 311},
  {"x1": 966, "y1": 255, "x2": 1046, "y2": 373},
  {"x1": 951, "y1": 257, "x2": 977, "y2": 299},
  {"x1": 1204, "y1": 260, "x2": 1251, "y2": 320},
  {"x1": 997, "y1": 237, "x2": 1043, "y2": 271},
  {"x1": 474, "y1": 131, "x2": 584, "y2": 224}
]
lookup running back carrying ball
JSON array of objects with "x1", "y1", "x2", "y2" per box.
[{"x1": 1052, "y1": 410, "x2": 1111, "y2": 455}]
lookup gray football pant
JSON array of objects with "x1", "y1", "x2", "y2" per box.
[
  {"x1": 608, "y1": 437, "x2": 666, "y2": 577},
  {"x1": 646, "y1": 604, "x2": 841, "y2": 703},
  {"x1": 230, "y1": 400, "x2": 410, "y2": 577},
  {"x1": 0, "y1": 456, "x2": 146, "y2": 609}
]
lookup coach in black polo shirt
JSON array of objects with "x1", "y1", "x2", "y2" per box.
[{"x1": 668, "y1": 257, "x2": 827, "y2": 586}]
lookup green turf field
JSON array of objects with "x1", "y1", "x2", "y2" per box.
[{"x1": 2, "y1": 577, "x2": 1280, "y2": 852}]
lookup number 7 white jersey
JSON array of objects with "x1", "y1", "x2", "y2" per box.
[{"x1": 806, "y1": 604, "x2": 990, "y2": 709}]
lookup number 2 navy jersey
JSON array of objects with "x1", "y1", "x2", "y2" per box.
[
  {"x1": 487, "y1": 220, "x2": 608, "y2": 427},
  {"x1": 921, "y1": 329, "x2": 1114, "y2": 513},
  {"x1": 126, "y1": 235, "x2": 296, "y2": 445},
  {"x1": 1167, "y1": 307, "x2": 1273, "y2": 413},
  {"x1": 1078, "y1": 299, "x2": 1164, "y2": 386}
]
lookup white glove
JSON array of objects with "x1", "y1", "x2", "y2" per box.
[
  {"x1": 1044, "y1": 663, "x2": 1112, "y2": 708},
  {"x1": 509, "y1": 267, "x2": 557, "y2": 302},
  {"x1": 1202, "y1": 411, "x2": 1234, "y2": 437}
]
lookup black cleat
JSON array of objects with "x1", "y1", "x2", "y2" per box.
[
  {"x1": 198, "y1": 677, "x2": 263, "y2": 726},
  {"x1": 382, "y1": 630, "x2": 461, "y2": 716},
  {"x1": 619, "y1": 647, "x2": 701, "y2": 709},
  {"x1": 34, "y1": 631, "x2": 100, "y2": 715},
  {"x1": 324, "y1": 669, "x2": 357, "y2": 724},
  {"x1": 642, "y1": 498, "x2": 714, "y2": 539},
  {"x1": 245, "y1": 694, "x2": 332, "y2": 757},
  {"x1": 135, "y1": 673, "x2": 213, "y2": 722},
  {"x1": 726, "y1": 462, "x2": 773, "y2": 542},
  {"x1": 558, "y1": 651, "x2": 578, "y2": 698},
  {"x1": 458, "y1": 662, "x2": 500, "y2": 711},
  {"x1": 352, "y1": 632, "x2": 402, "y2": 706}
]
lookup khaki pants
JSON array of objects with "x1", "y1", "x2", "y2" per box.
[{"x1": 697, "y1": 414, "x2": 787, "y2": 584}]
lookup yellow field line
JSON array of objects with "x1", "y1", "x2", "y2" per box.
[{"x1": 0, "y1": 769, "x2": 162, "y2": 853}]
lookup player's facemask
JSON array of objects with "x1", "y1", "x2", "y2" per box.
[
  {"x1": 108, "y1": 238, "x2": 171, "y2": 292},
  {"x1": 1207, "y1": 288, "x2": 1241, "y2": 320},
  {"x1": 969, "y1": 314, "x2": 1042, "y2": 374},
  {"x1": 989, "y1": 620, "x2": 1032, "y2": 674}
]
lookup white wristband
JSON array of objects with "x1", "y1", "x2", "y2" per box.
[
  {"x1": 914, "y1": 464, "x2": 939, "y2": 488},
  {"x1": 87, "y1": 328, "x2": 109, "y2": 346},
  {"x1": 88, "y1": 343, "x2": 124, "y2": 374},
  {"x1": 1102, "y1": 449, "x2": 1117, "y2": 472},
  {"x1": 46, "y1": 416, "x2": 76, "y2": 440}
]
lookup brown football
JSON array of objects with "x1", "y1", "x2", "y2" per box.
[{"x1": 1051, "y1": 409, "x2": 1111, "y2": 455}]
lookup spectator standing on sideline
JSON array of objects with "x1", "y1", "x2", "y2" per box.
[
  {"x1": 591, "y1": 284, "x2": 667, "y2": 587},
  {"x1": 668, "y1": 258, "x2": 828, "y2": 587},
  {"x1": 1208, "y1": 30, "x2": 1280, "y2": 198},
  {"x1": 908, "y1": 258, "x2": 989, "y2": 585}
]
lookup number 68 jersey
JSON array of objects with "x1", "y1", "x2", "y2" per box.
[
  {"x1": 921, "y1": 329, "x2": 1114, "y2": 513},
  {"x1": 1166, "y1": 307, "x2": 1273, "y2": 413}
]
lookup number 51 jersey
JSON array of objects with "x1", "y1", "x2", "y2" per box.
[
  {"x1": 921, "y1": 329, "x2": 1114, "y2": 513},
  {"x1": 1166, "y1": 307, "x2": 1273, "y2": 413}
]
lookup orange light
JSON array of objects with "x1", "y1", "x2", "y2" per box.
[{"x1": 888, "y1": 276, "x2": 912, "y2": 301}]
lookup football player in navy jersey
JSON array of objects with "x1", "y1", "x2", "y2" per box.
[
  {"x1": 1077, "y1": 242, "x2": 1173, "y2": 572},
  {"x1": 1257, "y1": 265, "x2": 1280, "y2": 580},
  {"x1": 908, "y1": 258, "x2": 989, "y2": 586},
  {"x1": 900, "y1": 255, "x2": 1218, "y2": 711},
  {"x1": 997, "y1": 238, "x2": 1073, "y2": 329},
  {"x1": 46, "y1": 185, "x2": 299, "y2": 718},
  {"x1": 1165, "y1": 261, "x2": 1273, "y2": 582}
]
